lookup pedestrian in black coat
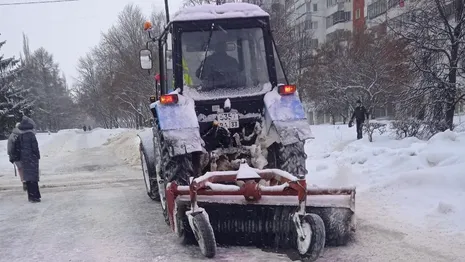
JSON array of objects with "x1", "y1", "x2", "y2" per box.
[
  {"x1": 13, "y1": 116, "x2": 41, "y2": 202},
  {"x1": 350, "y1": 100, "x2": 369, "y2": 140}
]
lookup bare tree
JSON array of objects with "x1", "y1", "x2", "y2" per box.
[
  {"x1": 183, "y1": 0, "x2": 215, "y2": 6},
  {"x1": 389, "y1": 0, "x2": 465, "y2": 131},
  {"x1": 75, "y1": 4, "x2": 166, "y2": 128},
  {"x1": 302, "y1": 29, "x2": 412, "y2": 121}
]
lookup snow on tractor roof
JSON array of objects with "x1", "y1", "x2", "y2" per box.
[{"x1": 171, "y1": 3, "x2": 269, "y2": 22}]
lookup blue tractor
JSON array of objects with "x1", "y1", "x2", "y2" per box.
[{"x1": 137, "y1": 3, "x2": 356, "y2": 261}]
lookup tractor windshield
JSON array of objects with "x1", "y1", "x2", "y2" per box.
[{"x1": 181, "y1": 26, "x2": 270, "y2": 99}]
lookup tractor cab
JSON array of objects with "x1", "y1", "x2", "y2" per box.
[{"x1": 140, "y1": 4, "x2": 290, "y2": 134}]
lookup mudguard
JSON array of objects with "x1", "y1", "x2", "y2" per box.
[
  {"x1": 263, "y1": 89, "x2": 314, "y2": 146},
  {"x1": 137, "y1": 128, "x2": 156, "y2": 161},
  {"x1": 150, "y1": 94, "x2": 203, "y2": 157}
]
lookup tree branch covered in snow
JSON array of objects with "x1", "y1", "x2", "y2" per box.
[
  {"x1": 14, "y1": 34, "x2": 81, "y2": 132},
  {"x1": 301, "y1": 29, "x2": 412, "y2": 121},
  {"x1": 74, "y1": 5, "x2": 165, "y2": 128},
  {"x1": 0, "y1": 34, "x2": 34, "y2": 138},
  {"x1": 363, "y1": 121, "x2": 387, "y2": 142},
  {"x1": 388, "y1": 0, "x2": 465, "y2": 132}
]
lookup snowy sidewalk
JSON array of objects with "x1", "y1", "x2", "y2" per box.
[{"x1": 306, "y1": 124, "x2": 465, "y2": 261}]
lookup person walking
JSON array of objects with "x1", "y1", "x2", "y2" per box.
[
  {"x1": 7, "y1": 122, "x2": 26, "y2": 191},
  {"x1": 349, "y1": 100, "x2": 369, "y2": 140},
  {"x1": 12, "y1": 116, "x2": 42, "y2": 202}
]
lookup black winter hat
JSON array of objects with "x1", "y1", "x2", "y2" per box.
[{"x1": 356, "y1": 100, "x2": 361, "y2": 104}]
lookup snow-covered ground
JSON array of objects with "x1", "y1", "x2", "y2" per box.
[
  {"x1": 1, "y1": 120, "x2": 464, "y2": 261},
  {"x1": 306, "y1": 125, "x2": 465, "y2": 234},
  {"x1": 0, "y1": 128, "x2": 288, "y2": 262},
  {"x1": 305, "y1": 119, "x2": 465, "y2": 261}
]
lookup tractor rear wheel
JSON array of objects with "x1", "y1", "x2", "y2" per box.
[
  {"x1": 140, "y1": 143, "x2": 160, "y2": 201},
  {"x1": 160, "y1": 141, "x2": 195, "y2": 225},
  {"x1": 267, "y1": 141, "x2": 308, "y2": 178}
]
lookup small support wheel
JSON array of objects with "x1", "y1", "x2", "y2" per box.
[
  {"x1": 190, "y1": 212, "x2": 216, "y2": 258},
  {"x1": 296, "y1": 213, "x2": 326, "y2": 262}
]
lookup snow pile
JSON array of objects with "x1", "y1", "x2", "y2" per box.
[
  {"x1": 103, "y1": 129, "x2": 141, "y2": 167},
  {"x1": 40, "y1": 128, "x2": 129, "y2": 157},
  {"x1": 305, "y1": 124, "x2": 465, "y2": 234},
  {"x1": 0, "y1": 132, "x2": 56, "y2": 177},
  {"x1": 172, "y1": 3, "x2": 269, "y2": 22}
]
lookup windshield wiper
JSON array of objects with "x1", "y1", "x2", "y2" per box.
[{"x1": 198, "y1": 22, "x2": 215, "y2": 80}]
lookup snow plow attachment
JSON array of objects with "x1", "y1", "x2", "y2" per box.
[{"x1": 165, "y1": 162, "x2": 356, "y2": 261}]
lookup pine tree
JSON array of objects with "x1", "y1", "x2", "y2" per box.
[
  {"x1": 0, "y1": 35, "x2": 31, "y2": 139},
  {"x1": 17, "y1": 36, "x2": 82, "y2": 131}
]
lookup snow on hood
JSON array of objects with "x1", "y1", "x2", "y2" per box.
[
  {"x1": 183, "y1": 83, "x2": 272, "y2": 101},
  {"x1": 172, "y1": 3, "x2": 269, "y2": 22}
]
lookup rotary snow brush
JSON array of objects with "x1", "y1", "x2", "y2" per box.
[{"x1": 164, "y1": 161, "x2": 356, "y2": 261}]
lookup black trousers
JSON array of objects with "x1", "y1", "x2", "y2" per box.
[
  {"x1": 356, "y1": 120, "x2": 364, "y2": 140},
  {"x1": 26, "y1": 181, "x2": 41, "y2": 200}
]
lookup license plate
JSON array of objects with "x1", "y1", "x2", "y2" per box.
[{"x1": 217, "y1": 112, "x2": 239, "y2": 129}]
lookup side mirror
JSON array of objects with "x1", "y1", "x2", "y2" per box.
[{"x1": 140, "y1": 49, "x2": 153, "y2": 70}]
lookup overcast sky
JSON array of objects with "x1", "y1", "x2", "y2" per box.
[{"x1": 0, "y1": 0, "x2": 183, "y2": 86}]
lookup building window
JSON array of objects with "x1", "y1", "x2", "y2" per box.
[
  {"x1": 296, "y1": 3, "x2": 306, "y2": 17},
  {"x1": 326, "y1": 10, "x2": 351, "y2": 28},
  {"x1": 368, "y1": 0, "x2": 387, "y2": 19},
  {"x1": 355, "y1": 8, "x2": 361, "y2": 19},
  {"x1": 326, "y1": 0, "x2": 337, "y2": 8},
  {"x1": 312, "y1": 21, "x2": 318, "y2": 29},
  {"x1": 313, "y1": 3, "x2": 317, "y2": 12}
]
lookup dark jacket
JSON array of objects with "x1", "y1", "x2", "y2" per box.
[
  {"x1": 195, "y1": 52, "x2": 242, "y2": 89},
  {"x1": 351, "y1": 106, "x2": 369, "y2": 122},
  {"x1": 14, "y1": 117, "x2": 41, "y2": 182}
]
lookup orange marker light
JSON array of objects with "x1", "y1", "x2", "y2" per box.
[
  {"x1": 143, "y1": 21, "x2": 153, "y2": 31},
  {"x1": 160, "y1": 94, "x2": 179, "y2": 104},
  {"x1": 278, "y1": 85, "x2": 296, "y2": 95}
]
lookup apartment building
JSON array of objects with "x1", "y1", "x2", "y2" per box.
[
  {"x1": 365, "y1": 0, "x2": 413, "y2": 32},
  {"x1": 285, "y1": 0, "x2": 415, "y2": 50}
]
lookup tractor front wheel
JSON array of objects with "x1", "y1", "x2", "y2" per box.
[
  {"x1": 190, "y1": 212, "x2": 216, "y2": 258},
  {"x1": 296, "y1": 214, "x2": 326, "y2": 262}
]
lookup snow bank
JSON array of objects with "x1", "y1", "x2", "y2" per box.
[
  {"x1": 39, "y1": 128, "x2": 129, "y2": 157},
  {"x1": 0, "y1": 128, "x2": 137, "y2": 177},
  {"x1": 172, "y1": 3, "x2": 269, "y2": 22},
  {"x1": 103, "y1": 129, "x2": 141, "y2": 167},
  {"x1": 0, "y1": 132, "x2": 56, "y2": 177},
  {"x1": 305, "y1": 124, "x2": 465, "y2": 234}
]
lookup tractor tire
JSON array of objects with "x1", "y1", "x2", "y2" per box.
[
  {"x1": 296, "y1": 213, "x2": 326, "y2": 262},
  {"x1": 160, "y1": 141, "x2": 195, "y2": 225},
  {"x1": 140, "y1": 143, "x2": 160, "y2": 201},
  {"x1": 190, "y1": 212, "x2": 216, "y2": 258},
  {"x1": 267, "y1": 141, "x2": 308, "y2": 178}
]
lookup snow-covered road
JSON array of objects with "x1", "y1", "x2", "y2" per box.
[
  {"x1": 0, "y1": 126, "x2": 464, "y2": 261},
  {"x1": 0, "y1": 129, "x2": 288, "y2": 262}
]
